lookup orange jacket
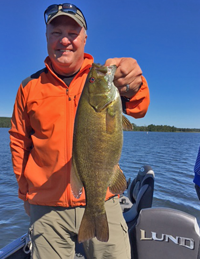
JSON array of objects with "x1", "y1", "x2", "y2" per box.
[{"x1": 9, "y1": 53, "x2": 150, "y2": 207}]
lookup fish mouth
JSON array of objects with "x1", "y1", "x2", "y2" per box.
[
  {"x1": 91, "y1": 64, "x2": 117, "y2": 89},
  {"x1": 87, "y1": 63, "x2": 118, "y2": 112},
  {"x1": 93, "y1": 64, "x2": 107, "y2": 76},
  {"x1": 92, "y1": 64, "x2": 116, "y2": 78}
]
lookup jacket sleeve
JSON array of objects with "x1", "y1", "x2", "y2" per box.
[
  {"x1": 9, "y1": 84, "x2": 32, "y2": 201},
  {"x1": 122, "y1": 76, "x2": 150, "y2": 118}
]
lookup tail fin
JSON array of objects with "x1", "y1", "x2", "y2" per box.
[{"x1": 78, "y1": 210, "x2": 109, "y2": 243}]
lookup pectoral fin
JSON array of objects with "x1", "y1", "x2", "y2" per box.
[
  {"x1": 106, "y1": 106, "x2": 117, "y2": 134},
  {"x1": 122, "y1": 115, "x2": 133, "y2": 131},
  {"x1": 70, "y1": 160, "x2": 83, "y2": 199},
  {"x1": 109, "y1": 165, "x2": 127, "y2": 194}
]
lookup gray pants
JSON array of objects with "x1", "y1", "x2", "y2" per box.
[{"x1": 30, "y1": 196, "x2": 131, "y2": 259}]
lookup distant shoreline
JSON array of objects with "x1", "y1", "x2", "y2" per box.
[
  {"x1": 0, "y1": 117, "x2": 11, "y2": 128},
  {"x1": 1, "y1": 117, "x2": 200, "y2": 133},
  {"x1": 132, "y1": 123, "x2": 200, "y2": 133}
]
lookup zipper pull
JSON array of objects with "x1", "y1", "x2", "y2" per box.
[
  {"x1": 66, "y1": 88, "x2": 71, "y2": 101},
  {"x1": 74, "y1": 95, "x2": 77, "y2": 107}
]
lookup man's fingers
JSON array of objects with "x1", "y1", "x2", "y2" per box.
[{"x1": 104, "y1": 58, "x2": 120, "y2": 67}]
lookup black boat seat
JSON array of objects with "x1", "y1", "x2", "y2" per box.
[
  {"x1": 123, "y1": 165, "x2": 155, "y2": 225},
  {"x1": 131, "y1": 207, "x2": 200, "y2": 259}
]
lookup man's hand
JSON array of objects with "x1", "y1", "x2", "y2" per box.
[
  {"x1": 104, "y1": 57, "x2": 143, "y2": 99},
  {"x1": 24, "y1": 200, "x2": 30, "y2": 216}
]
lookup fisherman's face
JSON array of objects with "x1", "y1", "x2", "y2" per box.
[{"x1": 46, "y1": 16, "x2": 87, "y2": 75}]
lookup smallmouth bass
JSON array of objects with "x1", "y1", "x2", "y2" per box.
[{"x1": 71, "y1": 63, "x2": 132, "y2": 243}]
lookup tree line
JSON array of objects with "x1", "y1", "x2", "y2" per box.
[
  {"x1": 0, "y1": 117, "x2": 11, "y2": 128},
  {"x1": 132, "y1": 123, "x2": 200, "y2": 133},
  {"x1": 0, "y1": 117, "x2": 200, "y2": 132}
]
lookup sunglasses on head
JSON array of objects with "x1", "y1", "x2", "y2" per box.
[{"x1": 44, "y1": 3, "x2": 87, "y2": 29}]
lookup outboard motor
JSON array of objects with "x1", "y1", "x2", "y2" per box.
[{"x1": 131, "y1": 207, "x2": 200, "y2": 259}]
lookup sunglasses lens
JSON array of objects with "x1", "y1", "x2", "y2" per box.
[
  {"x1": 62, "y1": 3, "x2": 77, "y2": 14},
  {"x1": 45, "y1": 4, "x2": 58, "y2": 15},
  {"x1": 44, "y1": 4, "x2": 58, "y2": 23}
]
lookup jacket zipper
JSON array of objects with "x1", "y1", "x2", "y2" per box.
[
  {"x1": 65, "y1": 87, "x2": 75, "y2": 207},
  {"x1": 74, "y1": 95, "x2": 77, "y2": 107},
  {"x1": 66, "y1": 88, "x2": 72, "y2": 101}
]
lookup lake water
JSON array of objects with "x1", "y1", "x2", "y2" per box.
[{"x1": 0, "y1": 128, "x2": 200, "y2": 248}]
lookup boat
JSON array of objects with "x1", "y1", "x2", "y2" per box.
[{"x1": 0, "y1": 165, "x2": 200, "y2": 259}]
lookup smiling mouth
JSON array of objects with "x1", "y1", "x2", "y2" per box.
[{"x1": 60, "y1": 49, "x2": 72, "y2": 52}]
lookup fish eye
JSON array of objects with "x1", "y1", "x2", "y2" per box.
[{"x1": 89, "y1": 77, "x2": 95, "y2": 83}]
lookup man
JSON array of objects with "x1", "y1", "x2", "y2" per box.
[
  {"x1": 9, "y1": 3, "x2": 150, "y2": 259},
  {"x1": 194, "y1": 147, "x2": 200, "y2": 200}
]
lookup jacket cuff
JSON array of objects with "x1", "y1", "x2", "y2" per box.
[{"x1": 18, "y1": 190, "x2": 28, "y2": 201}]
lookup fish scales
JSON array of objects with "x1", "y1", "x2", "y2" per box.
[{"x1": 71, "y1": 63, "x2": 128, "y2": 243}]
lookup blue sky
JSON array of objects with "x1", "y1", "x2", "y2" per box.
[{"x1": 1, "y1": 0, "x2": 200, "y2": 128}]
